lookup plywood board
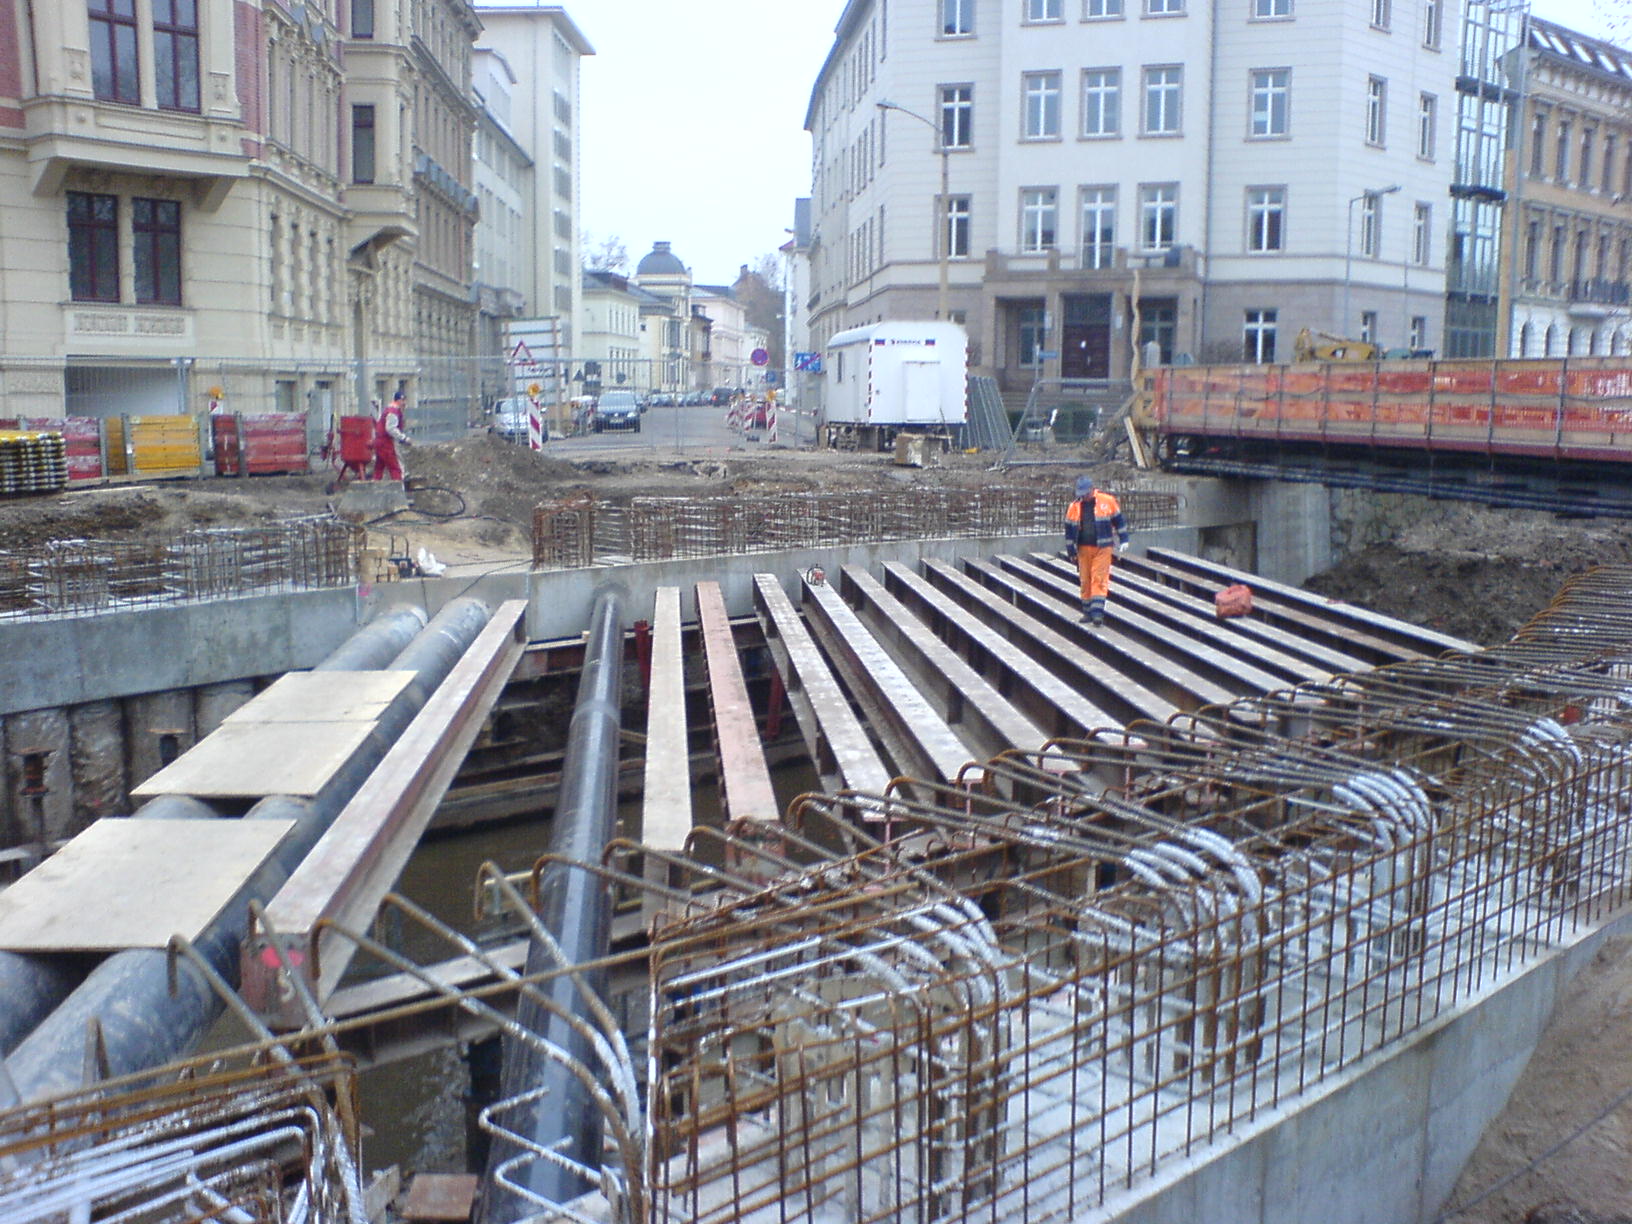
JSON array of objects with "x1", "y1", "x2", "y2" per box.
[
  {"x1": 132, "y1": 720, "x2": 376, "y2": 798},
  {"x1": 0, "y1": 818, "x2": 296, "y2": 951},
  {"x1": 223, "y1": 671, "x2": 417, "y2": 724}
]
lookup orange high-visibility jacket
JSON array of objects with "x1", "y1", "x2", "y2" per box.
[{"x1": 1065, "y1": 491, "x2": 1128, "y2": 549}]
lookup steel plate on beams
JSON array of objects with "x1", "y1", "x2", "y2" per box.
[
  {"x1": 0, "y1": 818, "x2": 296, "y2": 951},
  {"x1": 132, "y1": 720, "x2": 378, "y2": 798},
  {"x1": 222, "y1": 671, "x2": 418, "y2": 724}
]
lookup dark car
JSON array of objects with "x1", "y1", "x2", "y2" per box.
[
  {"x1": 646, "y1": 390, "x2": 677, "y2": 408},
  {"x1": 593, "y1": 389, "x2": 641, "y2": 432},
  {"x1": 709, "y1": 387, "x2": 736, "y2": 406}
]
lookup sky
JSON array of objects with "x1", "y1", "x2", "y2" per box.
[{"x1": 571, "y1": 0, "x2": 1620, "y2": 289}]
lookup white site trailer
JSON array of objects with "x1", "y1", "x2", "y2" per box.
[{"x1": 822, "y1": 321, "x2": 968, "y2": 451}]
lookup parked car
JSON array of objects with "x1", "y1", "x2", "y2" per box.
[
  {"x1": 593, "y1": 389, "x2": 641, "y2": 432},
  {"x1": 646, "y1": 390, "x2": 678, "y2": 408},
  {"x1": 681, "y1": 389, "x2": 707, "y2": 406},
  {"x1": 709, "y1": 386, "x2": 737, "y2": 406},
  {"x1": 490, "y1": 395, "x2": 533, "y2": 444}
]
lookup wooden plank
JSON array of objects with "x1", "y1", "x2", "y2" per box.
[
  {"x1": 132, "y1": 720, "x2": 377, "y2": 798},
  {"x1": 753, "y1": 573, "x2": 891, "y2": 795},
  {"x1": 696, "y1": 580, "x2": 778, "y2": 823},
  {"x1": 641, "y1": 587, "x2": 692, "y2": 851},
  {"x1": 802, "y1": 577, "x2": 974, "y2": 785},
  {"x1": 0, "y1": 818, "x2": 295, "y2": 951},
  {"x1": 222, "y1": 671, "x2": 417, "y2": 725}
]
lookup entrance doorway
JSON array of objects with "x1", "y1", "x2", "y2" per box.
[{"x1": 1061, "y1": 294, "x2": 1112, "y2": 379}]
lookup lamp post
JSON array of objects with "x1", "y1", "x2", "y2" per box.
[
  {"x1": 877, "y1": 99, "x2": 950, "y2": 320},
  {"x1": 1343, "y1": 184, "x2": 1401, "y2": 338}
]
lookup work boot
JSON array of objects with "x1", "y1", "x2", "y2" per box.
[{"x1": 1078, "y1": 605, "x2": 1093, "y2": 623}]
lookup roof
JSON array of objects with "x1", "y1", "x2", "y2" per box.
[
  {"x1": 804, "y1": 0, "x2": 875, "y2": 131},
  {"x1": 471, "y1": 4, "x2": 595, "y2": 55},
  {"x1": 636, "y1": 242, "x2": 687, "y2": 276},
  {"x1": 1528, "y1": 16, "x2": 1632, "y2": 85}
]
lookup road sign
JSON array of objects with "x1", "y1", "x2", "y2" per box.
[
  {"x1": 794, "y1": 351, "x2": 823, "y2": 373},
  {"x1": 750, "y1": 348, "x2": 770, "y2": 367}
]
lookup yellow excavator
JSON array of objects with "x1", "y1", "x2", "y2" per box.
[{"x1": 1293, "y1": 327, "x2": 1380, "y2": 362}]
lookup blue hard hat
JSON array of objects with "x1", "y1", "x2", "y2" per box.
[{"x1": 1075, "y1": 476, "x2": 1095, "y2": 497}]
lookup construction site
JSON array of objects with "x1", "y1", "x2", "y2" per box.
[{"x1": 5, "y1": 377, "x2": 1632, "y2": 1224}]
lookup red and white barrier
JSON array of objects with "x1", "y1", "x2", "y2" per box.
[{"x1": 527, "y1": 395, "x2": 544, "y2": 450}]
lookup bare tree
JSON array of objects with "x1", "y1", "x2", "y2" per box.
[
  {"x1": 583, "y1": 232, "x2": 630, "y2": 275},
  {"x1": 732, "y1": 256, "x2": 787, "y2": 367}
]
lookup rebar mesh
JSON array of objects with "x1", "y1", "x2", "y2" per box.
[
  {"x1": 537, "y1": 487, "x2": 1183, "y2": 569},
  {"x1": 0, "y1": 517, "x2": 362, "y2": 620}
]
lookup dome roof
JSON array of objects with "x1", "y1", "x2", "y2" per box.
[{"x1": 636, "y1": 241, "x2": 686, "y2": 276}]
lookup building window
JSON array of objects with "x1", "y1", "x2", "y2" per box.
[
  {"x1": 1143, "y1": 66, "x2": 1181, "y2": 135},
  {"x1": 941, "y1": 0, "x2": 974, "y2": 34},
  {"x1": 1555, "y1": 120, "x2": 1570, "y2": 181},
  {"x1": 133, "y1": 198, "x2": 182, "y2": 305},
  {"x1": 1579, "y1": 129, "x2": 1594, "y2": 190},
  {"x1": 1146, "y1": 0, "x2": 1184, "y2": 14},
  {"x1": 1139, "y1": 183, "x2": 1177, "y2": 250},
  {"x1": 1422, "y1": 0, "x2": 1440, "y2": 46},
  {"x1": 1018, "y1": 305, "x2": 1047, "y2": 366},
  {"x1": 1253, "y1": 0, "x2": 1291, "y2": 17},
  {"x1": 1359, "y1": 194, "x2": 1380, "y2": 257},
  {"x1": 1247, "y1": 187, "x2": 1285, "y2": 251},
  {"x1": 351, "y1": 105, "x2": 376, "y2": 183},
  {"x1": 1140, "y1": 300, "x2": 1176, "y2": 363},
  {"x1": 1369, "y1": 0, "x2": 1389, "y2": 28},
  {"x1": 1522, "y1": 219, "x2": 1539, "y2": 281},
  {"x1": 1409, "y1": 316, "x2": 1427, "y2": 349},
  {"x1": 1085, "y1": 0, "x2": 1124, "y2": 17},
  {"x1": 1244, "y1": 309, "x2": 1277, "y2": 362},
  {"x1": 1412, "y1": 203, "x2": 1431, "y2": 265},
  {"x1": 1020, "y1": 188, "x2": 1058, "y2": 252},
  {"x1": 89, "y1": 0, "x2": 140, "y2": 104},
  {"x1": 152, "y1": 0, "x2": 200, "y2": 111},
  {"x1": 1529, "y1": 112, "x2": 1547, "y2": 177},
  {"x1": 1081, "y1": 186, "x2": 1116, "y2": 268},
  {"x1": 1549, "y1": 224, "x2": 1565, "y2": 283},
  {"x1": 1081, "y1": 68, "x2": 1120, "y2": 136},
  {"x1": 946, "y1": 195, "x2": 971, "y2": 257},
  {"x1": 1025, "y1": 0, "x2": 1062, "y2": 19},
  {"x1": 1249, "y1": 69, "x2": 1289, "y2": 138},
  {"x1": 352, "y1": 0, "x2": 374, "y2": 37},
  {"x1": 1602, "y1": 135, "x2": 1617, "y2": 194},
  {"x1": 940, "y1": 85, "x2": 973, "y2": 148},
  {"x1": 1359, "y1": 311, "x2": 1377, "y2": 343},
  {"x1": 1365, "y1": 76, "x2": 1386, "y2": 146},
  {"x1": 1023, "y1": 72, "x2": 1062, "y2": 139},
  {"x1": 1417, "y1": 93, "x2": 1436, "y2": 159},
  {"x1": 68, "y1": 192, "x2": 120, "y2": 303}
]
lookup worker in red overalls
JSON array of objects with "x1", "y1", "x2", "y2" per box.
[
  {"x1": 1064, "y1": 475, "x2": 1130, "y2": 627},
  {"x1": 371, "y1": 389, "x2": 412, "y2": 481}
]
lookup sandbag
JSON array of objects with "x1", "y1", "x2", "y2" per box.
[{"x1": 1215, "y1": 584, "x2": 1253, "y2": 619}]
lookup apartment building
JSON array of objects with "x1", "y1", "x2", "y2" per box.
[
  {"x1": 474, "y1": 4, "x2": 592, "y2": 347},
  {"x1": 473, "y1": 46, "x2": 534, "y2": 391},
  {"x1": 1503, "y1": 18, "x2": 1632, "y2": 358},
  {"x1": 0, "y1": 0, "x2": 493, "y2": 436},
  {"x1": 805, "y1": 0, "x2": 1458, "y2": 388}
]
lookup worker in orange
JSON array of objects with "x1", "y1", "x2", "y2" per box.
[
  {"x1": 371, "y1": 388, "x2": 413, "y2": 481},
  {"x1": 1064, "y1": 475, "x2": 1130, "y2": 626}
]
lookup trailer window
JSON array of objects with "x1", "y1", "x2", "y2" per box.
[{"x1": 837, "y1": 351, "x2": 845, "y2": 382}]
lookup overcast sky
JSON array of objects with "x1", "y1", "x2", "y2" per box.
[{"x1": 573, "y1": 0, "x2": 1618, "y2": 288}]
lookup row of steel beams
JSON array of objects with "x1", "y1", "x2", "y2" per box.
[
  {"x1": 1143, "y1": 547, "x2": 1472, "y2": 660},
  {"x1": 799, "y1": 575, "x2": 977, "y2": 787},
  {"x1": 752, "y1": 574, "x2": 891, "y2": 795}
]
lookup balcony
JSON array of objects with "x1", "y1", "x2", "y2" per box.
[
  {"x1": 1571, "y1": 278, "x2": 1631, "y2": 307},
  {"x1": 984, "y1": 245, "x2": 1198, "y2": 283}
]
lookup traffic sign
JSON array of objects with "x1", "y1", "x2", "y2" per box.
[{"x1": 750, "y1": 348, "x2": 770, "y2": 367}]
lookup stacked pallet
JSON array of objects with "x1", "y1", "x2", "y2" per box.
[{"x1": 0, "y1": 430, "x2": 69, "y2": 495}]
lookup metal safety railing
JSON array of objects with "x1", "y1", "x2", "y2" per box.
[{"x1": 532, "y1": 486, "x2": 1185, "y2": 570}]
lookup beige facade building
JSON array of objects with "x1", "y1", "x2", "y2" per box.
[
  {"x1": 0, "y1": 0, "x2": 490, "y2": 438},
  {"x1": 1503, "y1": 18, "x2": 1632, "y2": 358}
]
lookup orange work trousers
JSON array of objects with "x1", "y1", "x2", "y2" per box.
[{"x1": 1076, "y1": 545, "x2": 1114, "y2": 601}]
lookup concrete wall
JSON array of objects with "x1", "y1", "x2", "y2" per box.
[{"x1": 1093, "y1": 905, "x2": 1632, "y2": 1224}]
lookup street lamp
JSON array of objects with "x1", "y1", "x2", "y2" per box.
[
  {"x1": 877, "y1": 99, "x2": 951, "y2": 320},
  {"x1": 1343, "y1": 184, "x2": 1401, "y2": 340}
]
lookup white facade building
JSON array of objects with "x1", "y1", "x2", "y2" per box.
[
  {"x1": 474, "y1": 5, "x2": 592, "y2": 347},
  {"x1": 472, "y1": 46, "x2": 534, "y2": 402},
  {"x1": 805, "y1": 0, "x2": 1460, "y2": 388}
]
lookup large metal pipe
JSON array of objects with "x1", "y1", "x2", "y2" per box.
[
  {"x1": 483, "y1": 581, "x2": 626, "y2": 1222},
  {"x1": 4, "y1": 600, "x2": 488, "y2": 1102}
]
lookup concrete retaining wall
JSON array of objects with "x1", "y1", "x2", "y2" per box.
[{"x1": 1093, "y1": 904, "x2": 1632, "y2": 1224}]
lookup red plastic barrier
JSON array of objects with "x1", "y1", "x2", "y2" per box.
[
  {"x1": 0, "y1": 416, "x2": 104, "y2": 480},
  {"x1": 213, "y1": 413, "x2": 309, "y2": 476}
]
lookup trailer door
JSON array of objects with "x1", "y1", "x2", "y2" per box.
[{"x1": 902, "y1": 360, "x2": 942, "y2": 423}]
